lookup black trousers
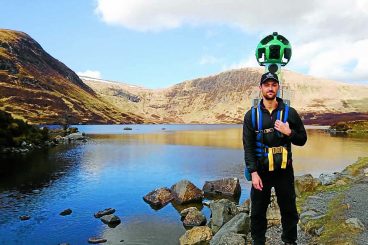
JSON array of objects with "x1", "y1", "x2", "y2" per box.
[{"x1": 250, "y1": 166, "x2": 299, "y2": 244}]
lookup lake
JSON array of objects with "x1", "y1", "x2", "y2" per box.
[{"x1": 1, "y1": 124, "x2": 367, "y2": 244}]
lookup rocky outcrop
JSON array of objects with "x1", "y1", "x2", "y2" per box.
[
  {"x1": 143, "y1": 187, "x2": 174, "y2": 209},
  {"x1": 179, "y1": 226, "x2": 213, "y2": 245},
  {"x1": 202, "y1": 178, "x2": 241, "y2": 198},
  {"x1": 209, "y1": 199, "x2": 239, "y2": 234},
  {"x1": 171, "y1": 180, "x2": 204, "y2": 204}
]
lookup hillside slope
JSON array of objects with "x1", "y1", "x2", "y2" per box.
[
  {"x1": 0, "y1": 29, "x2": 146, "y2": 124},
  {"x1": 83, "y1": 68, "x2": 368, "y2": 125}
]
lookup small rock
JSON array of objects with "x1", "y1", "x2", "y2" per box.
[
  {"x1": 143, "y1": 187, "x2": 174, "y2": 209},
  {"x1": 171, "y1": 180, "x2": 203, "y2": 204},
  {"x1": 203, "y1": 201, "x2": 211, "y2": 207},
  {"x1": 315, "y1": 226, "x2": 324, "y2": 236},
  {"x1": 88, "y1": 237, "x2": 107, "y2": 244},
  {"x1": 237, "y1": 199, "x2": 250, "y2": 214},
  {"x1": 123, "y1": 127, "x2": 132, "y2": 130},
  {"x1": 66, "y1": 132, "x2": 85, "y2": 140},
  {"x1": 319, "y1": 173, "x2": 339, "y2": 185},
  {"x1": 60, "y1": 208, "x2": 72, "y2": 216},
  {"x1": 179, "y1": 226, "x2": 212, "y2": 245},
  {"x1": 180, "y1": 207, "x2": 198, "y2": 217},
  {"x1": 21, "y1": 141, "x2": 27, "y2": 147},
  {"x1": 100, "y1": 214, "x2": 121, "y2": 227},
  {"x1": 94, "y1": 208, "x2": 116, "y2": 218},
  {"x1": 345, "y1": 218, "x2": 365, "y2": 231},
  {"x1": 364, "y1": 168, "x2": 368, "y2": 176},
  {"x1": 19, "y1": 215, "x2": 30, "y2": 221},
  {"x1": 182, "y1": 209, "x2": 207, "y2": 227}
]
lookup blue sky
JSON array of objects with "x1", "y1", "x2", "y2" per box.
[{"x1": 1, "y1": 0, "x2": 367, "y2": 88}]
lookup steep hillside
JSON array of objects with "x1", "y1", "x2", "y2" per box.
[
  {"x1": 83, "y1": 68, "x2": 368, "y2": 125},
  {"x1": 0, "y1": 29, "x2": 146, "y2": 124}
]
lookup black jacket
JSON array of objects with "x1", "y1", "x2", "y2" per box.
[{"x1": 242, "y1": 98, "x2": 307, "y2": 173}]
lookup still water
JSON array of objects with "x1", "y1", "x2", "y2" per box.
[{"x1": 0, "y1": 125, "x2": 367, "y2": 244}]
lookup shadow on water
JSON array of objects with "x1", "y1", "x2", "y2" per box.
[{"x1": 0, "y1": 145, "x2": 77, "y2": 192}]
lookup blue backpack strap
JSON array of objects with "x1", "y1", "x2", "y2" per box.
[
  {"x1": 283, "y1": 104, "x2": 289, "y2": 123},
  {"x1": 276, "y1": 109, "x2": 281, "y2": 121},
  {"x1": 257, "y1": 103, "x2": 263, "y2": 131},
  {"x1": 251, "y1": 107, "x2": 256, "y2": 130}
]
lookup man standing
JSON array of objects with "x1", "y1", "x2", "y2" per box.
[{"x1": 243, "y1": 72, "x2": 307, "y2": 245}]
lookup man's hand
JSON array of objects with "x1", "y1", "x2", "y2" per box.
[
  {"x1": 251, "y1": 172, "x2": 263, "y2": 191},
  {"x1": 274, "y1": 120, "x2": 291, "y2": 136}
]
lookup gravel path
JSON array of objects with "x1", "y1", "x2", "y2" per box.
[
  {"x1": 343, "y1": 176, "x2": 368, "y2": 245},
  {"x1": 245, "y1": 224, "x2": 313, "y2": 244}
]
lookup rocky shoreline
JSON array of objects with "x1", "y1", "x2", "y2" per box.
[
  {"x1": 0, "y1": 128, "x2": 88, "y2": 154},
  {"x1": 140, "y1": 158, "x2": 368, "y2": 245}
]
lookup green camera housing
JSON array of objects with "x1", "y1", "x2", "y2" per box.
[{"x1": 255, "y1": 32, "x2": 292, "y2": 67}]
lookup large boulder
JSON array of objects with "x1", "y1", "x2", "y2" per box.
[
  {"x1": 294, "y1": 174, "x2": 321, "y2": 196},
  {"x1": 209, "y1": 199, "x2": 239, "y2": 234},
  {"x1": 171, "y1": 180, "x2": 203, "y2": 204},
  {"x1": 182, "y1": 208, "x2": 207, "y2": 227},
  {"x1": 179, "y1": 226, "x2": 213, "y2": 245},
  {"x1": 202, "y1": 178, "x2": 241, "y2": 198},
  {"x1": 210, "y1": 213, "x2": 250, "y2": 245},
  {"x1": 143, "y1": 187, "x2": 174, "y2": 209}
]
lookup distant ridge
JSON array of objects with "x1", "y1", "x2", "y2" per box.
[{"x1": 83, "y1": 68, "x2": 368, "y2": 125}]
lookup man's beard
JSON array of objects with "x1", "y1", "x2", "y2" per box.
[{"x1": 263, "y1": 91, "x2": 276, "y2": 100}]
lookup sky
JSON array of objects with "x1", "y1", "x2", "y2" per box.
[{"x1": 1, "y1": 0, "x2": 368, "y2": 88}]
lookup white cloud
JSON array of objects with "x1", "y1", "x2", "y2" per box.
[
  {"x1": 95, "y1": 0, "x2": 368, "y2": 82},
  {"x1": 77, "y1": 70, "x2": 102, "y2": 79},
  {"x1": 199, "y1": 55, "x2": 220, "y2": 65}
]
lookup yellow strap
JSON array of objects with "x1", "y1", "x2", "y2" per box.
[
  {"x1": 280, "y1": 110, "x2": 283, "y2": 121},
  {"x1": 281, "y1": 147, "x2": 288, "y2": 169},
  {"x1": 268, "y1": 149, "x2": 274, "y2": 171}
]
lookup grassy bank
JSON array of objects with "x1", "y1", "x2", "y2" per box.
[
  {"x1": 297, "y1": 157, "x2": 368, "y2": 244},
  {"x1": 0, "y1": 110, "x2": 49, "y2": 147},
  {"x1": 330, "y1": 120, "x2": 368, "y2": 134}
]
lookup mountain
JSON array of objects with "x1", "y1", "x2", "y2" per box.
[
  {"x1": 1, "y1": 29, "x2": 367, "y2": 125},
  {"x1": 83, "y1": 68, "x2": 368, "y2": 125},
  {"x1": 0, "y1": 29, "x2": 146, "y2": 124}
]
